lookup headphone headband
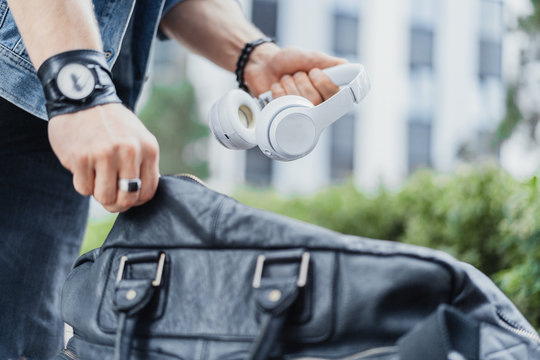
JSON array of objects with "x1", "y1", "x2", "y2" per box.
[
  {"x1": 312, "y1": 64, "x2": 370, "y2": 131},
  {"x1": 257, "y1": 64, "x2": 371, "y2": 131}
]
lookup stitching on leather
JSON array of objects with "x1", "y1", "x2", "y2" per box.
[
  {"x1": 211, "y1": 195, "x2": 228, "y2": 246},
  {"x1": 96, "y1": 249, "x2": 120, "y2": 333},
  {"x1": 72, "y1": 334, "x2": 186, "y2": 359}
]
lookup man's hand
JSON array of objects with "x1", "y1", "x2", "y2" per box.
[
  {"x1": 160, "y1": 0, "x2": 345, "y2": 104},
  {"x1": 244, "y1": 45, "x2": 347, "y2": 105},
  {"x1": 48, "y1": 103, "x2": 160, "y2": 213}
]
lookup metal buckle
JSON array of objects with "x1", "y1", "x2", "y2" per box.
[
  {"x1": 116, "y1": 252, "x2": 166, "y2": 287},
  {"x1": 252, "y1": 251, "x2": 310, "y2": 289}
]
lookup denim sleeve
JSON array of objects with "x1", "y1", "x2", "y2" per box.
[{"x1": 157, "y1": 0, "x2": 185, "y2": 40}]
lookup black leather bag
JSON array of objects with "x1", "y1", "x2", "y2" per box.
[{"x1": 58, "y1": 175, "x2": 540, "y2": 360}]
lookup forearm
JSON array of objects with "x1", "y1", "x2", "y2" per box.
[
  {"x1": 160, "y1": 0, "x2": 279, "y2": 73},
  {"x1": 6, "y1": 0, "x2": 102, "y2": 68}
]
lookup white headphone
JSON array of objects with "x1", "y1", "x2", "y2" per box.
[{"x1": 209, "y1": 63, "x2": 371, "y2": 161}]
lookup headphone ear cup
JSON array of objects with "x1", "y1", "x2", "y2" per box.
[
  {"x1": 209, "y1": 89, "x2": 259, "y2": 150},
  {"x1": 256, "y1": 95, "x2": 315, "y2": 161}
]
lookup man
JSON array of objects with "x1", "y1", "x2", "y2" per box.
[{"x1": 0, "y1": 0, "x2": 345, "y2": 358}]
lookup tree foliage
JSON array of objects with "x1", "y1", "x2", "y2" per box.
[
  {"x1": 498, "y1": 0, "x2": 540, "y2": 144},
  {"x1": 236, "y1": 165, "x2": 540, "y2": 329},
  {"x1": 138, "y1": 80, "x2": 209, "y2": 178}
]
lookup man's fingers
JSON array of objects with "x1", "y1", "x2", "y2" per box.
[
  {"x1": 93, "y1": 147, "x2": 118, "y2": 211},
  {"x1": 280, "y1": 74, "x2": 300, "y2": 96},
  {"x1": 274, "y1": 69, "x2": 340, "y2": 104},
  {"x1": 293, "y1": 71, "x2": 323, "y2": 105},
  {"x1": 271, "y1": 83, "x2": 286, "y2": 99},
  {"x1": 71, "y1": 153, "x2": 94, "y2": 196},
  {"x1": 47, "y1": 103, "x2": 161, "y2": 213},
  {"x1": 136, "y1": 139, "x2": 160, "y2": 206},
  {"x1": 114, "y1": 140, "x2": 142, "y2": 212},
  {"x1": 135, "y1": 159, "x2": 159, "y2": 206},
  {"x1": 309, "y1": 68, "x2": 340, "y2": 101}
]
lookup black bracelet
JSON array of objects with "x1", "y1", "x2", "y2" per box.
[
  {"x1": 37, "y1": 50, "x2": 121, "y2": 119},
  {"x1": 235, "y1": 37, "x2": 275, "y2": 94}
]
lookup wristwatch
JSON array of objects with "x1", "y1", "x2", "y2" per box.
[
  {"x1": 37, "y1": 50, "x2": 121, "y2": 118},
  {"x1": 56, "y1": 62, "x2": 97, "y2": 100}
]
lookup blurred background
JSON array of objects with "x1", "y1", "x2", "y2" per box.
[
  {"x1": 133, "y1": 0, "x2": 539, "y2": 194},
  {"x1": 85, "y1": 0, "x2": 540, "y2": 329}
]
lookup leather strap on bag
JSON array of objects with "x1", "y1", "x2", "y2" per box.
[
  {"x1": 398, "y1": 304, "x2": 480, "y2": 360},
  {"x1": 110, "y1": 250, "x2": 308, "y2": 360},
  {"x1": 248, "y1": 250, "x2": 310, "y2": 360},
  {"x1": 113, "y1": 252, "x2": 166, "y2": 360}
]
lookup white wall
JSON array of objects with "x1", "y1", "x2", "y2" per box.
[
  {"x1": 355, "y1": 0, "x2": 410, "y2": 191},
  {"x1": 433, "y1": 0, "x2": 482, "y2": 171}
]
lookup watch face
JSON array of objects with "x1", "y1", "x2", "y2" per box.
[{"x1": 56, "y1": 63, "x2": 96, "y2": 100}]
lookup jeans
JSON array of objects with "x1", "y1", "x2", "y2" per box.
[{"x1": 0, "y1": 98, "x2": 89, "y2": 359}]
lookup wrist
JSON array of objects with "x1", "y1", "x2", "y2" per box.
[
  {"x1": 37, "y1": 50, "x2": 121, "y2": 119},
  {"x1": 235, "y1": 38, "x2": 278, "y2": 94},
  {"x1": 243, "y1": 42, "x2": 280, "y2": 88}
]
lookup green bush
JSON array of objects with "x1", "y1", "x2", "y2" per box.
[
  {"x1": 236, "y1": 165, "x2": 540, "y2": 329},
  {"x1": 80, "y1": 215, "x2": 117, "y2": 255},
  {"x1": 82, "y1": 165, "x2": 540, "y2": 330},
  {"x1": 138, "y1": 80, "x2": 209, "y2": 178}
]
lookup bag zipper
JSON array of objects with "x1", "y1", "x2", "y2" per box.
[
  {"x1": 60, "y1": 348, "x2": 78, "y2": 360},
  {"x1": 496, "y1": 310, "x2": 540, "y2": 344},
  {"x1": 292, "y1": 346, "x2": 398, "y2": 360},
  {"x1": 176, "y1": 173, "x2": 207, "y2": 187}
]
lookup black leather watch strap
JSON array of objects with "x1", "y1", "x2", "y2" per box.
[{"x1": 37, "y1": 49, "x2": 122, "y2": 119}]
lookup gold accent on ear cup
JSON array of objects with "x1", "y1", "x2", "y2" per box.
[
  {"x1": 238, "y1": 105, "x2": 254, "y2": 129},
  {"x1": 209, "y1": 90, "x2": 258, "y2": 150}
]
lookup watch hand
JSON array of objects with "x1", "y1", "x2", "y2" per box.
[{"x1": 71, "y1": 74, "x2": 83, "y2": 92}]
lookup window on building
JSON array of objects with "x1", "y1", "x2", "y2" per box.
[
  {"x1": 408, "y1": 69, "x2": 434, "y2": 120},
  {"x1": 408, "y1": 120, "x2": 432, "y2": 172},
  {"x1": 245, "y1": 148, "x2": 273, "y2": 187},
  {"x1": 408, "y1": 0, "x2": 435, "y2": 173},
  {"x1": 479, "y1": 40, "x2": 502, "y2": 79},
  {"x1": 333, "y1": 12, "x2": 359, "y2": 58},
  {"x1": 409, "y1": 0, "x2": 436, "y2": 70},
  {"x1": 478, "y1": 0, "x2": 503, "y2": 80},
  {"x1": 251, "y1": 0, "x2": 278, "y2": 39},
  {"x1": 329, "y1": 0, "x2": 359, "y2": 182},
  {"x1": 410, "y1": 27, "x2": 434, "y2": 70},
  {"x1": 330, "y1": 113, "x2": 355, "y2": 182}
]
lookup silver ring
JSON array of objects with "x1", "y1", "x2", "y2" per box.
[{"x1": 118, "y1": 178, "x2": 142, "y2": 192}]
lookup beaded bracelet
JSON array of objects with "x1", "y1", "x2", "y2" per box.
[{"x1": 235, "y1": 37, "x2": 275, "y2": 94}]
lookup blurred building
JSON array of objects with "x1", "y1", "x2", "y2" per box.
[{"x1": 186, "y1": 0, "x2": 507, "y2": 194}]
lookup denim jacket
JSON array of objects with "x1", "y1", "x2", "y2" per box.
[{"x1": 0, "y1": 0, "x2": 182, "y2": 120}]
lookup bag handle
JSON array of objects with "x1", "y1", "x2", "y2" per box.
[
  {"x1": 248, "y1": 250, "x2": 311, "y2": 360},
  {"x1": 110, "y1": 250, "x2": 308, "y2": 360}
]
